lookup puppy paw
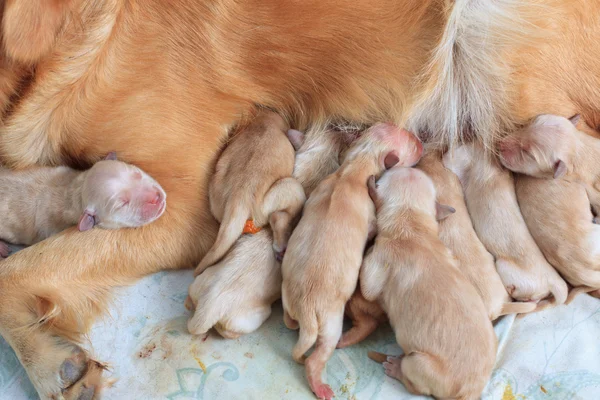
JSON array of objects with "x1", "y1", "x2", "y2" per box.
[
  {"x1": 383, "y1": 355, "x2": 404, "y2": 381},
  {"x1": 312, "y1": 383, "x2": 335, "y2": 400},
  {"x1": 62, "y1": 359, "x2": 107, "y2": 400},
  {"x1": 506, "y1": 285, "x2": 516, "y2": 296}
]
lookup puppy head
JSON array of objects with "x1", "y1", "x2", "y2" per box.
[
  {"x1": 79, "y1": 160, "x2": 167, "y2": 231},
  {"x1": 2, "y1": 0, "x2": 75, "y2": 64},
  {"x1": 498, "y1": 114, "x2": 578, "y2": 179},
  {"x1": 377, "y1": 167, "x2": 437, "y2": 218},
  {"x1": 343, "y1": 123, "x2": 423, "y2": 170}
]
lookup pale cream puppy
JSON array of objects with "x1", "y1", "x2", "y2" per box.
[
  {"x1": 194, "y1": 109, "x2": 306, "y2": 275},
  {"x1": 186, "y1": 126, "x2": 348, "y2": 338},
  {"x1": 498, "y1": 114, "x2": 600, "y2": 219},
  {"x1": 498, "y1": 114, "x2": 600, "y2": 298},
  {"x1": 515, "y1": 177, "x2": 600, "y2": 300},
  {"x1": 361, "y1": 167, "x2": 496, "y2": 400},
  {"x1": 281, "y1": 123, "x2": 423, "y2": 400},
  {"x1": 0, "y1": 153, "x2": 166, "y2": 256},
  {"x1": 418, "y1": 151, "x2": 536, "y2": 319},
  {"x1": 443, "y1": 143, "x2": 568, "y2": 307}
]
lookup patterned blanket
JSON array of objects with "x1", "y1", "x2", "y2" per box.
[{"x1": 2, "y1": 269, "x2": 600, "y2": 399}]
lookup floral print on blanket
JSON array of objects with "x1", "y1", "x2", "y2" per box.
[{"x1": 1, "y1": 271, "x2": 599, "y2": 399}]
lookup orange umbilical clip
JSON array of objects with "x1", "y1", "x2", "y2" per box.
[{"x1": 242, "y1": 219, "x2": 262, "y2": 234}]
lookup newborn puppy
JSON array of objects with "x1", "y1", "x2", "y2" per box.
[
  {"x1": 282, "y1": 123, "x2": 423, "y2": 399},
  {"x1": 187, "y1": 229, "x2": 280, "y2": 338},
  {"x1": 194, "y1": 109, "x2": 306, "y2": 275},
  {"x1": 418, "y1": 151, "x2": 536, "y2": 320},
  {"x1": 361, "y1": 167, "x2": 496, "y2": 399},
  {"x1": 498, "y1": 114, "x2": 600, "y2": 297},
  {"x1": 499, "y1": 114, "x2": 600, "y2": 218},
  {"x1": 443, "y1": 143, "x2": 567, "y2": 307},
  {"x1": 515, "y1": 177, "x2": 600, "y2": 300},
  {"x1": 187, "y1": 125, "x2": 348, "y2": 338},
  {"x1": 0, "y1": 153, "x2": 166, "y2": 254}
]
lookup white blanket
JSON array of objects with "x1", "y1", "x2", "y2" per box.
[{"x1": 2, "y1": 270, "x2": 600, "y2": 399}]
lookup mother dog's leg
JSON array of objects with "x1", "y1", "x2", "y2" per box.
[{"x1": 0, "y1": 187, "x2": 214, "y2": 399}]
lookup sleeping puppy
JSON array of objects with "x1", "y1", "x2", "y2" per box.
[
  {"x1": 362, "y1": 167, "x2": 496, "y2": 399},
  {"x1": 281, "y1": 123, "x2": 423, "y2": 400},
  {"x1": 186, "y1": 125, "x2": 348, "y2": 338},
  {"x1": 194, "y1": 109, "x2": 306, "y2": 275},
  {"x1": 443, "y1": 143, "x2": 568, "y2": 308},
  {"x1": 418, "y1": 151, "x2": 536, "y2": 319},
  {"x1": 0, "y1": 152, "x2": 166, "y2": 256},
  {"x1": 498, "y1": 114, "x2": 600, "y2": 298}
]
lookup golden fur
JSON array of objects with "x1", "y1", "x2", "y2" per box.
[
  {"x1": 1, "y1": 0, "x2": 600, "y2": 398},
  {"x1": 360, "y1": 167, "x2": 496, "y2": 399},
  {"x1": 418, "y1": 151, "x2": 537, "y2": 319},
  {"x1": 281, "y1": 124, "x2": 422, "y2": 399},
  {"x1": 443, "y1": 143, "x2": 568, "y2": 307}
]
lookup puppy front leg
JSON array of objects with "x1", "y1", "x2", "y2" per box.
[{"x1": 263, "y1": 177, "x2": 306, "y2": 258}]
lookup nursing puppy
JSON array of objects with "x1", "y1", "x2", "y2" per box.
[
  {"x1": 362, "y1": 167, "x2": 496, "y2": 399},
  {"x1": 498, "y1": 114, "x2": 600, "y2": 298},
  {"x1": 0, "y1": 153, "x2": 166, "y2": 255},
  {"x1": 498, "y1": 114, "x2": 600, "y2": 216},
  {"x1": 443, "y1": 143, "x2": 568, "y2": 307},
  {"x1": 282, "y1": 123, "x2": 423, "y2": 399},
  {"x1": 194, "y1": 110, "x2": 306, "y2": 275},
  {"x1": 418, "y1": 151, "x2": 536, "y2": 320},
  {"x1": 186, "y1": 126, "x2": 347, "y2": 338}
]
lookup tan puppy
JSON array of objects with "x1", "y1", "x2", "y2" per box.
[
  {"x1": 195, "y1": 110, "x2": 306, "y2": 275},
  {"x1": 186, "y1": 126, "x2": 347, "y2": 338},
  {"x1": 282, "y1": 123, "x2": 423, "y2": 399},
  {"x1": 515, "y1": 177, "x2": 600, "y2": 299},
  {"x1": 418, "y1": 151, "x2": 536, "y2": 319},
  {"x1": 0, "y1": 153, "x2": 166, "y2": 255},
  {"x1": 498, "y1": 114, "x2": 600, "y2": 214},
  {"x1": 498, "y1": 114, "x2": 600, "y2": 297},
  {"x1": 362, "y1": 167, "x2": 496, "y2": 399},
  {"x1": 443, "y1": 143, "x2": 567, "y2": 307}
]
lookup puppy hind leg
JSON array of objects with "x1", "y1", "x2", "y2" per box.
[
  {"x1": 305, "y1": 312, "x2": 343, "y2": 400},
  {"x1": 388, "y1": 351, "x2": 453, "y2": 399},
  {"x1": 337, "y1": 312, "x2": 379, "y2": 348}
]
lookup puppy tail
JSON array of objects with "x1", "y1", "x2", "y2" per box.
[
  {"x1": 549, "y1": 278, "x2": 568, "y2": 306},
  {"x1": 498, "y1": 301, "x2": 537, "y2": 317},
  {"x1": 194, "y1": 202, "x2": 249, "y2": 275},
  {"x1": 367, "y1": 351, "x2": 389, "y2": 364},
  {"x1": 292, "y1": 315, "x2": 318, "y2": 364}
]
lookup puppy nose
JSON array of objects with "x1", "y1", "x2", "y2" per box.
[
  {"x1": 144, "y1": 188, "x2": 162, "y2": 205},
  {"x1": 149, "y1": 192, "x2": 160, "y2": 205}
]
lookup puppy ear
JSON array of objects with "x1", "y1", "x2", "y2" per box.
[
  {"x1": 286, "y1": 129, "x2": 304, "y2": 151},
  {"x1": 104, "y1": 151, "x2": 117, "y2": 161},
  {"x1": 383, "y1": 151, "x2": 399, "y2": 170},
  {"x1": 367, "y1": 175, "x2": 378, "y2": 203},
  {"x1": 568, "y1": 114, "x2": 581, "y2": 126},
  {"x1": 435, "y1": 202, "x2": 455, "y2": 220},
  {"x1": 77, "y1": 209, "x2": 96, "y2": 231},
  {"x1": 553, "y1": 160, "x2": 567, "y2": 179},
  {"x1": 2, "y1": 0, "x2": 71, "y2": 64}
]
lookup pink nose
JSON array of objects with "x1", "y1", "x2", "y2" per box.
[{"x1": 142, "y1": 188, "x2": 162, "y2": 205}]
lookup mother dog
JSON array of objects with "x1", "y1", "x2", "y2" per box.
[{"x1": 1, "y1": 0, "x2": 599, "y2": 398}]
